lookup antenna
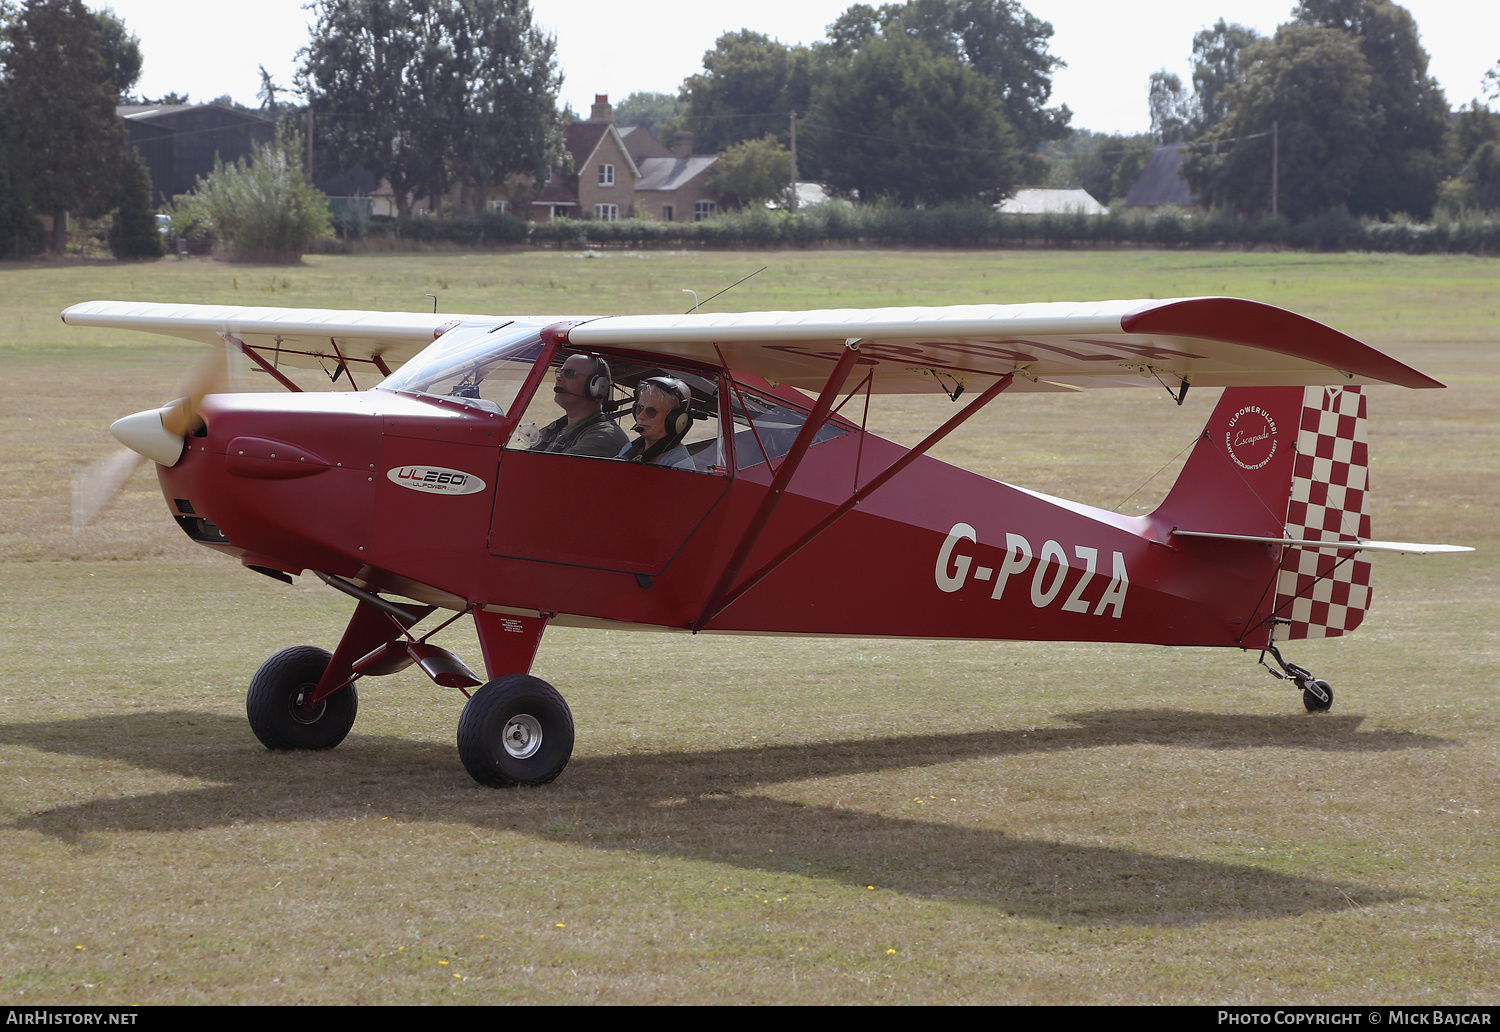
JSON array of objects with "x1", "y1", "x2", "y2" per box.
[
  {"x1": 683, "y1": 266, "x2": 768, "y2": 314},
  {"x1": 425, "y1": 293, "x2": 438, "y2": 314}
]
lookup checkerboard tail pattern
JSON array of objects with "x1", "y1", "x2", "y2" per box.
[{"x1": 1273, "y1": 387, "x2": 1372, "y2": 640}]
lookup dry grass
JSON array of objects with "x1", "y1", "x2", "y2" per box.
[{"x1": 0, "y1": 250, "x2": 1496, "y2": 1004}]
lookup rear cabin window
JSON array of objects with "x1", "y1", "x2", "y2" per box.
[{"x1": 727, "y1": 385, "x2": 849, "y2": 471}]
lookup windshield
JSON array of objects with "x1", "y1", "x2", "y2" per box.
[{"x1": 376, "y1": 320, "x2": 548, "y2": 413}]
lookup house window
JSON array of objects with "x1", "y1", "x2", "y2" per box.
[
  {"x1": 662, "y1": 205, "x2": 674, "y2": 222},
  {"x1": 595, "y1": 204, "x2": 619, "y2": 221},
  {"x1": 486, "y1": 199, "x2": 510, "y2": 214},
  {"x1": 598, "y1": 163, "x2": 614, "y2": 187},
  {"x1": 695, "y1": 200, "x2": 716, "y2": 221}
]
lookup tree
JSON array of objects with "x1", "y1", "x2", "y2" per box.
[
  {"x1": 107, "y1": 148, "x2": 163, "y2": 258},
  {"x1": 1039, "y1": 129, "x2": 1150, "y2": 204},
  {"x1": 0, "y1": 120, "x2": 44, "y2": 257},
  {"x1": 0, "y1": 0, "x2": 128, "y2": 252},
  {"x1": 299, "y1": 0, "x2": 559, "y2": 217},
  {"x1": 91, "y1": 6, "x2": 140, "y2": 99},
  {"x1": 1190, "y1": 19, "x2": 1261, "y2": 133},
  {"x1": 1445, "y1": 100, "x2": 1500, "y2": 173},
  {"x1": 677, "y1": 30, "x2": 814, "y2": 153},
  {"x1": 822, "y1": 1, "x2": 1070, "y2": 151},
  {"x1": 1148, "y1": 71, "x2": 1193, "y2": 144},
  {"x1": 806, "y1": 34, "x2": 1018, "y2": 206},
  {"x1": 1293, "y1": 0, "x2": 1449, "y2": 217},
  {"x1": 439, "y1": 0, "x2": 561, "y2": 213},
  {"x1": 613, "y1": 92, "x2": 682, "y2": 146},
  {"x1": 707, "y1": 135, "x2": 793, "y2": 209},
  {"x1": 1183, "y1": 25, "x2": 1375, "y2": 220}
]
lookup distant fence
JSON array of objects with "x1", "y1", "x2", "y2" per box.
[{"x1": 317, "y1": 202, "x2": 1500, "y2": 256}]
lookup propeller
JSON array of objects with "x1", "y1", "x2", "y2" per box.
[{"x1": 72, "y1": 346, "x2": 229, "y2": 533}]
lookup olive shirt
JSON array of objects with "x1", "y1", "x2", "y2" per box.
[{"x1": 531, "y1": 411, "x2": 629, "y2": 458}]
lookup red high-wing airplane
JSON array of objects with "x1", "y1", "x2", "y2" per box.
[{"x1": 63, "y1": 296, "x2": 1469, "y2": 787}]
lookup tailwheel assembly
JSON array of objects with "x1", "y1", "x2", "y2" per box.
[{"x1": 1260, "y1": 643, "x2": 1334, "y2": 713}]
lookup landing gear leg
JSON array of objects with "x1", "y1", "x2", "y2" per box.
[{"x1": 1259, "y1": 644, "x2": 1334, "y2": 712}]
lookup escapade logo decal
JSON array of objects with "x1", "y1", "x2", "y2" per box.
[
  {"x1": 1225, "y1": 405, "x2": 1278, "y2": 470},
  {"x1": 387, "y1": 465, "x2": 486, "y2": 495}
]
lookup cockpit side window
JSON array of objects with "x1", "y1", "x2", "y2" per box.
[{"x1": 505, "y1": 350, "x2": 728, "y2": 475}]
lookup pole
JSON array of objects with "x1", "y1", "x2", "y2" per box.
[
  {"x1": 789, "y1": 111, "x2": 799, "y2": 212},
  {"x1": 1271, "y1": 120, "x2": 1278, "y2": 217}
]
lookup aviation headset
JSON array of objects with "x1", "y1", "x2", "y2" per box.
[
  {"x1": 557, "y1": 353, "x2": 613, "y2": 402},
  {"x1": 637, "y1": 376, "x2": 694, "y2": 437}
]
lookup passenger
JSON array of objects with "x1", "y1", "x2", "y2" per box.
[
  {"x1": 530, "y1": 354, "x2": 629, "y2": 458},
  {"x1": 618, "y1": 376, "x2": 695, "y2": 469}
]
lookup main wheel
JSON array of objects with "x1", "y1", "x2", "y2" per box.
[
  {"x1": 247, "y1": 645, "x2": 358, "y2": 750},
  {"x1": 457, "y1": 675, "x2": 574, "y2": 787},
  {"x1": 1302, "y1": 679, "x2": 1334, "y2": 713}
]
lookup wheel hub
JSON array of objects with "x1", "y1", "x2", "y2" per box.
[
  {"x1": 502, "y1": 713, "x2": 543, "y2": 759},
  {"x1": 288, "y1": 685, "x2": 326, "y2": 725}
]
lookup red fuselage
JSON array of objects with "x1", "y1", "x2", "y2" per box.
[{"x1": 159, "y1": 375, "x2": 1298, "y2": 652}]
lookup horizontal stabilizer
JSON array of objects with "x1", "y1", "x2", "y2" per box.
[{"x1": 1172, "y1": 529, "x2": 1473, "y2": 555}]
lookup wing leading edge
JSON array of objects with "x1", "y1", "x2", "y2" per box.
[
  {"x1": 62, "y1": 297, "x2": 1443, "y2": 396},
  {"x1": 60, "y1": 300, "x2": 527, "y2": 375}
]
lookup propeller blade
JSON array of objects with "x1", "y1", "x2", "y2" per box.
[
  {"x1": 77, "y1": 345, "x2": 230, "y2": 531},
  {"x1": 160, "y1": 346, "x2": 229, "y2": 437},
  {"x1": 72, "y1": 447, "x2": 145, "y2": 533}
]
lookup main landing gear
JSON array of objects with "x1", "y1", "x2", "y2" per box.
[
  {"x1": 245, "y1": 586, "x2": 573, "y2": 787},
  {"x1": 456, "y1": 675, "x2": 574, "y2": 787},
  {"x1": 246, "y1": 646, "x2": 359, "y2": 750},
  {"x1": 1259, "y1": 643, "x2": 1334, "y2": 712}
]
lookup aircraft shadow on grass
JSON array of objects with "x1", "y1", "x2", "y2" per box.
[{"x1": 1, "y1": 709, "x2": 1449, "y2": 926}]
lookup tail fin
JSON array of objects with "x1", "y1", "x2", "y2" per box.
[{"x1": 1154, "y1": 385, "x2": 1373, "y2": 642}]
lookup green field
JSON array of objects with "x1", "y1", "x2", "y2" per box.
[{"x1": 1, "y1": 250, "x2": 1496, "y2": 1004}]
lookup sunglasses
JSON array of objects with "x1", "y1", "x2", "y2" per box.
[
  {"x1": 632, "y1": 403, "x2": 661, "y2": 417},
  {"x1": 556, "y1": 367, "x2": 587, "y2": 379}
]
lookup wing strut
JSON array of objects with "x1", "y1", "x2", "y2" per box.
[
  {"x1": 693, "y1": 369, "x2": 1015, "y2": 631},
  {"x1": 693, "y1": 343, "x2": 863, "y2": 631},
  {"x1": 222, "y1": 332, "x2": 302, "y2": 392}
]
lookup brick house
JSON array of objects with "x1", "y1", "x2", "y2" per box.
[{"x1": 530, "y1": 95, "x2": 719, "y2": 222}]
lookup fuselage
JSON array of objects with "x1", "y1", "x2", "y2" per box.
[{"x1": 159, "y1": 377, "x2": 1284, "y2": 651}]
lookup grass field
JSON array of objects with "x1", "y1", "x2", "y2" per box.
[{"x1": 0, "y1": 249, "x2": 1496, "y2": 1004}]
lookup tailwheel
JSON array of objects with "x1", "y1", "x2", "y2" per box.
[
  {"x1": 1302, "y1": 679, "x2": 1334, "y2": 713},
  {"x1": 247, "y1": 645, "x2": 358, "y2": 750},
  {"x1": 457, "y1": 675, "x2": 574, "y2": 787}
]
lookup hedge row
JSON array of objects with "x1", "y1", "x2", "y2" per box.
[{"x1": 330, "y1": 202, "x2": 1500, "y2": 255}]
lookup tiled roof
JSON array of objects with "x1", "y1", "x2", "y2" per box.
[
  {"x1": 635, "y1": 155, "x2": 717, "y2": 192},
  {"x1": 1124, "y1": 145, "x2": 1196, "y2": 208}
]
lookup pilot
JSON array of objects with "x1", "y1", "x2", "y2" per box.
[
  {"x1": 618, "y1": 376, "x2": 695, "y2": 469},
  {"x1": 530, "y1": 353, "x2": 629, "y2": 458}
]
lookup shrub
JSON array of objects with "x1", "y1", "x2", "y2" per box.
[{"x1": 172, "y1": 140, "x2": 333, "y2": 262}]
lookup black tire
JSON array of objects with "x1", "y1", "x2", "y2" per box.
[
  {"x1": 1302, "y1": 679, "x2": 1334, "y2": 713},
  {"x1": 457, "y1": 675, "x2": 574, "y2": 787},
  {"x1": 247, "y1": 646, "x2": 358, "y2": 750}
]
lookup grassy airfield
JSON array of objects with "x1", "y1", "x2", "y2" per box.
[{"x1": 0, "y1": 249, "x2": 1495, "y2": 1004}]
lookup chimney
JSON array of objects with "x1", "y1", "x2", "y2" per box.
[
  {"x1": 589, "y1": 94, "x2": 613, "y2": 123},
  {"x1": 673, "y1": 130, "x2": 694, "y2": 158}
]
